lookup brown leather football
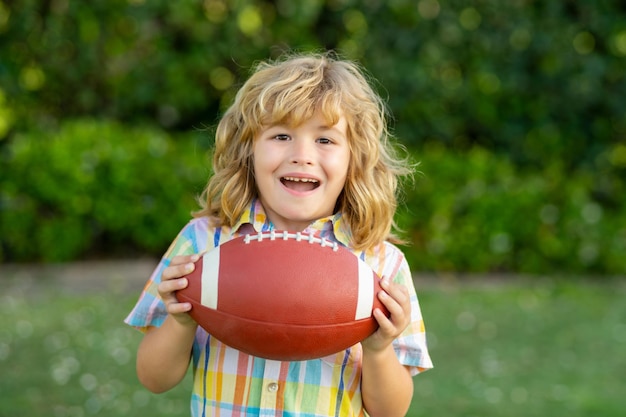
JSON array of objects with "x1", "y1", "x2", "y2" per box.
[{"x1": 176, "y1": 231, "x2": 388, "y2": 361}]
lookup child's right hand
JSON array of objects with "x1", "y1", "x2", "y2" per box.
[{"x1": 157, "y1": 254, "x2": 199, "y2": 327}]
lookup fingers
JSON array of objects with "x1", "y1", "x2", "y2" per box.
[
  {"x1": 362, "y1": 278, "x2": 413, "y2": 353},
  {"x1": 162, "y1": 254, "x2": 199, "y2": 282},
  {"x1": 159, "y1": 275, "x2": 188, "y2": 294},
  {"x1": 380, "y1": 279, "x2": 410, "y2": 315},
  {"x1": 158, "y1": 253, "x2": 201, "y2": 317},
  {"x1": 170, "y1": 254, "x2": 200, "y2": 266},
  {"x1": 167, "y1": 299, "x2": 193, "y2": 315},
  {"x1": 375, "y1": 279, "x2": 411, "y2": 335}
]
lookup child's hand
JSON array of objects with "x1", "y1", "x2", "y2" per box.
[
  {"x1": 361, "y1": 278, "x2": 411, "y2": 353},
  {"x1": 157, "y1": 254, "x2": 199, "y2": 327}
]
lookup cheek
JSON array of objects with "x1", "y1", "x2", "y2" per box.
[
  {"x1": 252, "y1": 142, "x2": 270, "y2": 175},
  {"x1": 252, "y1": 143, "x2": 284, "y2": 196},
  {"x1": 253, "y1": 140, "x2": 282, "y2": 169},
  {"x1": 251, "y1": 145, "x2": 268, "y2": 191},
  {"x1": 331, "y1": 151, "x2": 351, "y2": 182},
  {"x1": 324, "y1": 155, "x2": 350, "y2": 203}
]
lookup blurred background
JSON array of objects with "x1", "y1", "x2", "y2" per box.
[{"x1": 1, "y1": 0, "x2": 625, "y2": 416}]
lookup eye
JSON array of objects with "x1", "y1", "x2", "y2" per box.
[
  {"x1": 273, "y1": 134, "x2": 291, "y2": 141},
  {"x1": 317, "y1": 137, "x2": 332, "y2": 144}
]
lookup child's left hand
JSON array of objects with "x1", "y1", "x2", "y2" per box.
[{"x1": 361, "y1": 278, "x2": 411, "y2": 353}]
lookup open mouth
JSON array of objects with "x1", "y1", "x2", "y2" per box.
[{"x1": 280, "y1": 176, "x2": 320, "y2": 192}]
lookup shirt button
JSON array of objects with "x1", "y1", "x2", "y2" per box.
[{"x1": 267, "y1": 382, "x2": 279, "y2": 392}]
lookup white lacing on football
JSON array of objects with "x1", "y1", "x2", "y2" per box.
[{"x1": 243, "y1": 231, "x2": 339, "y2": 251}]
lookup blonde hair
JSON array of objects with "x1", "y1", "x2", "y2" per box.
[{"x1": 196, "y1": 52, "x2": 413, "y2": 251}]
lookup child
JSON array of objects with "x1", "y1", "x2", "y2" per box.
[{"x1": 125, "y1": 52, "x2": 433, "y2": 417}]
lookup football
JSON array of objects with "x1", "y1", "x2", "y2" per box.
[{"x1": 175, "y1": 231, "x2": 388, "y2": 361}]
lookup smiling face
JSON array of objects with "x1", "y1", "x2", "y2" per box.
[{"x1": 253, "y1": 111, "x2": 350, "y2": 231}]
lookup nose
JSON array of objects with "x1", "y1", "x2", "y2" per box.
[{"x1": 289, "y1": 139, "x2": 314, "y2": 165}]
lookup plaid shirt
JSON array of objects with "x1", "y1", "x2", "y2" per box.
[{"x1": 125, "y1": 200, "x2": 432, "y2": 416}]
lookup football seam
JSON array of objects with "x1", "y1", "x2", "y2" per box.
[
  {"x1": 177, "y1": 293, "x2": 376, "y2": 327},
  {"x1": 212, "y1": 315, "x2": 373, "y2": 328},
  {"x1": 243, "y1": 231, "x2": 339, "y2": 251}
]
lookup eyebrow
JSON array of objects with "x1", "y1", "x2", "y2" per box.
[
  {"x1": 316, "y1": 125, "x2": 344, "y2": 133},
  {"x1": 264, "y1": 123, "x2": 345, "y2": 135}
]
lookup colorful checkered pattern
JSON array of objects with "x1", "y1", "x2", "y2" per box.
[{"x1": 125, "y1": 200, "x2": 432, "y2": 416}]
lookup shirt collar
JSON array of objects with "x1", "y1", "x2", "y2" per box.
[
  {"x1": 231, "y1": 199, "x2": 352, "y2": 248},
  {"x1": 231, "y1": 199, "x2": 273, "y2": 234}
]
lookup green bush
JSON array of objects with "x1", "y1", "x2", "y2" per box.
[
  {"x1": 0, "y1": 119, "x2": 209, "y2": 262},
  {"x1": 397, "y1": 142, "x2": 626, "y2": 275},
  {"x1": 361, "y1": 0, "x2": 626, "y2": 170},
  {"x1": 1, "y1": 1, "x2": 625, "y2": 274},
  {"x1": 2, "y1": 1, "x2": 625, "y2": 170},
  {"x1": 0, "y1": 0, "x2": 323, "y2": 133},
  {"x1": 2, "y1": 119, "x2": 625, "y2": 275}
]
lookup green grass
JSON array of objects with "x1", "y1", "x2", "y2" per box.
[
  {"x1": 1, "y1": 277, "x2": 624, "y2": 416},
  {"x1": 409, "y1": 279, "x2": 626, "y2": 417},
  {"x1": 0, "y1": 288, "x2": 192, "y2": 416}
]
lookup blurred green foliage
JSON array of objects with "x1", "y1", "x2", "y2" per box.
[
  {"x1": 2, "y1": 118, "x2": 625, "y2": 274},
  {"x1": 1, "y1": 0, "x2": 625, "y2": 274},
  {"x1": 0, "y1": 120, "x2": 208, "y2": 261},
  {"x1": 2, "y1": 0, "x2": 625, "y2": 168},
  {"x1": 400, "y1": 143, "x2": 626, "y2": 274},
  {"x1": 368, "y1": 0, "x2": 626, "y2": 169}
]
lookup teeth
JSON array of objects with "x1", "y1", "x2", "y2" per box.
[{"x1": 282, "y1": 176, "x2": 319, "y2": 183}]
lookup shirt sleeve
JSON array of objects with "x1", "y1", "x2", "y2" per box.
[
  {"x1": 124, "y1": 218, "x2": 209, "y2": 332},
  {"x1": 386, "y1": 247, "x2": 434, "y2": 375}
]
